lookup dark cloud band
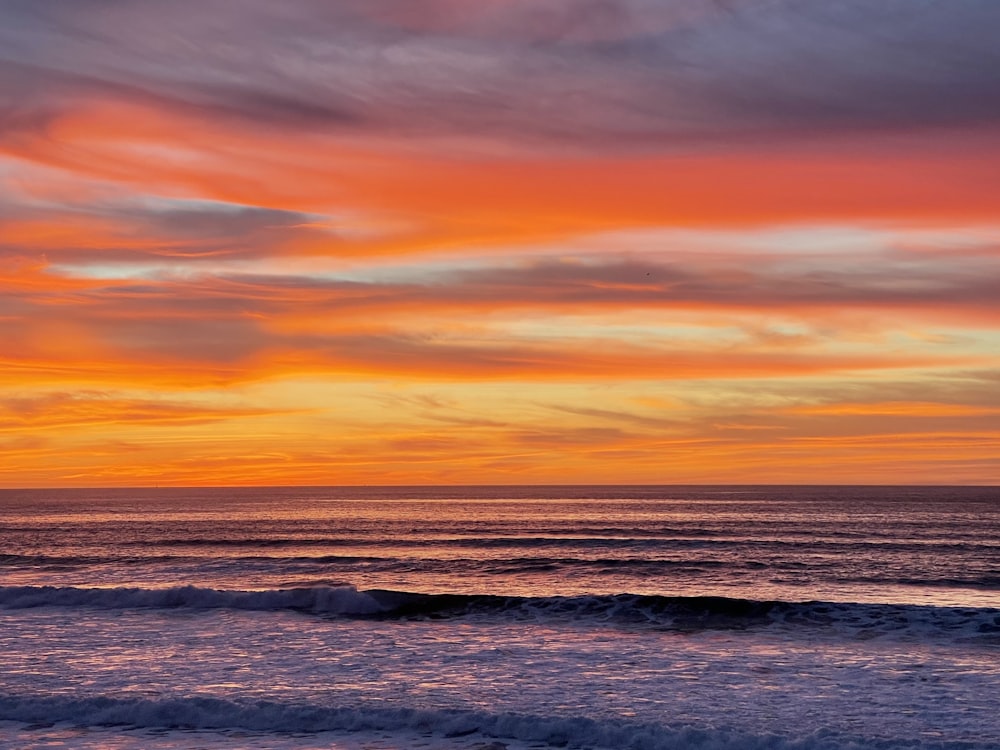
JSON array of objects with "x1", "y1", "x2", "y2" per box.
[{"x1": 2, "y1": 1, "x2": 998, "y2": 150}]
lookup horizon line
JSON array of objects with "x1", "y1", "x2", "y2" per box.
[{"x1": 1, "y1": 483, "x2": 997, "y2": 491}]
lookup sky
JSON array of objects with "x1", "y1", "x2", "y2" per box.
[{"x1": 1, "y1": 0, "x2": 999, "y2": 487}]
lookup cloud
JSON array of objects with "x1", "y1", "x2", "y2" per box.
[
  {"x1": 0, "y1": 191, "x2": 335, "y2": 265},
  {"x1": 438, "y1": 252, "x2": 1000, "y2": 314},
  {"x1": 2, "y1": 231, "x2": 997, "y2": 389},
  {"x1": 0, "y1": 391, "x2": 292, "y2": 430},
  {"x1": 59, "y1": 246, "x2": 994, "y2": 325},
  {"x1": 1, "y1": 1, "x2": 998, "y2": 152},
  {"x1": 540, "y1": 403, "x2": 685, "y2": 431}
]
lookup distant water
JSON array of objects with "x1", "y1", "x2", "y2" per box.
[{"x1": 1, "y1": 485, "x2": 998, "y2": 749}]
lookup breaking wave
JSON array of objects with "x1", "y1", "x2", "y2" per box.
[{"x1": 1, "y1": 584, "x2": 998, "y2": 642}]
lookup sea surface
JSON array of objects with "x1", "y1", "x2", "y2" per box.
[{"x1": 1, "y1": 485, "x2": 998, "y2": 749}]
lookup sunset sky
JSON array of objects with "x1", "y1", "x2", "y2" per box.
[{"x1": 2, "y1": 0, "x2": 999, "y2": 486}]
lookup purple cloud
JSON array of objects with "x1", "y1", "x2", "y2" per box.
[{"x1": 1, "y1": 1, "x2": 998, "y2": 150}]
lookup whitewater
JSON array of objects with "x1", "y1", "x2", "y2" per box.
[{"x1": 1, "y1": 485, "x2": 998, "y2": 749}]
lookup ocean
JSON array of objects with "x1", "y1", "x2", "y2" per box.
[{"x1": 0, "y1": 485, "x2": 998, "y2": 750}]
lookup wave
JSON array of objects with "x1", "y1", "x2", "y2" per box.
[
  {"x1": 2, "y1": 584, "x2": 998, "y2": 642},
  {"x1": 5, "y1": 552, "x2": 999, "y2": 593},
  {"x1": 0, "y1": 552, "x2": 389, "y2": 567},
  {"x1": 838, "y1": 575, "x2": 1000, "y2": 591},
  {"x1": 0, "y1": 584, "x2": 385, "y2": 615},
  {"x1": 0, "y1": 693, "x2": 993, "y2": 750},
  {"x1": 150, "y1": 535, "x2": 998, "y2": 552},
  {"x1": 0, "y1": 551, "x2": 748, "y2": 575}
]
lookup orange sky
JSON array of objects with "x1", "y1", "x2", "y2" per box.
[{"x1": 1, "y1": 1, "x2": 999, "y2": 486}]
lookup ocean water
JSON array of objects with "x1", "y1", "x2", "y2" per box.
[{"x1": 0, "y1": 485, "x2": 998, "y2": 750}]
